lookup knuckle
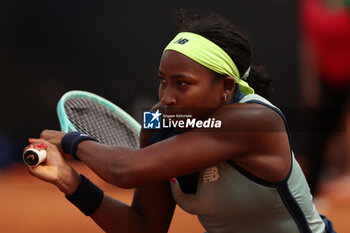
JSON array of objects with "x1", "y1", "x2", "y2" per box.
[
  {"x1": 40, "y1": 131, "x2": 45, "y2": 138},
  {"x1": 40, "y1": 129, "x2": 49, "y2": 138}
]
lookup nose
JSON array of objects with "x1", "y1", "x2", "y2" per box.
[{"x1": 160, "y1": 87, "x2": 177, "y2": 106}]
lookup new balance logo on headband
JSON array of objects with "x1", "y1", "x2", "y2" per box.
[{"x1": 174, "y1": 38, "x2": 189, "y2": 44}]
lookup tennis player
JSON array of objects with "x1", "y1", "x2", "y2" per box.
[{"x1": 27, "y1": 12, "x2": 335, "y2": 233}]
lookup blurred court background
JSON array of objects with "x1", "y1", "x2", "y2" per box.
[{"x1": 0, "y1": 0, "x2": 349, "y2": 232}]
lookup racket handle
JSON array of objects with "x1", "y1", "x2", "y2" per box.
[{"x1": 23, "y1": 148, "x2": 47, "y2": 167}]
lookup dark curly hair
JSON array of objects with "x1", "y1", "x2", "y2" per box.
[{"x1": 175, "y1": 10, "x2": 273, "y2": 99}]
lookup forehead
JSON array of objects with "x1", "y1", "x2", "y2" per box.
[{"x1": 159, "y1": 50, "x2": 213, "y2": 77}]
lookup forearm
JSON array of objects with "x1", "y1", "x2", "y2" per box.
[
  {"x1": 57, "y1": 169, "x2": 148, "y2": 232},
  {"x1": 62, "y1": 175, "x2": 150, "y2": 233},
  {"x1": 56, "y1": 165, "x2": 81, "y2": 195},
  {"x1": 57, "y1": 165, "x2": 162, "y2": 233},
  {"x1": 90, "y1": 194, "x2": 146, "y2": 233},
  {"x1": 90, "y1": 181, "x2": 175, "y2": 233},
  {"x1": 75, "y1": 140, "x2": 137, "y2": 188}
]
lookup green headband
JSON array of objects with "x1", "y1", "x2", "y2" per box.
[{"x1": 164, "y1": 32, "x2": 254, "y2": 95}]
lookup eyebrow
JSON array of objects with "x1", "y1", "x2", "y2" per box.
[{"x1": 158, "y1": 70, "x2": 195, "y2": 80}]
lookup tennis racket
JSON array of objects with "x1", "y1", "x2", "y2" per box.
[{"x1": 24, "y1": 90, "x2": 141, "y2": 166}]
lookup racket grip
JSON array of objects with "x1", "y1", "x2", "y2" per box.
[{"x1": 23, "y1": 148, "x2": 47, "y2": 167}]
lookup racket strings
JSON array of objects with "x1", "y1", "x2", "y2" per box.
[{"x1": 64, "y1": 98, "x2": 139, "y2": 149}]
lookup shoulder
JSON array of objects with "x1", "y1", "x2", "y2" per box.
[
  {"x1": 211, "y1": 101, "x2": 286, "y2": 133},
  {"x1": 211, "y1": 97, "x2": 291, "y2": 181}
]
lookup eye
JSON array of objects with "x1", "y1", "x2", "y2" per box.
[
  {"x1": 177, "y1": 81, "x2": 189, "y2": 87},
  {"x1": 159, "y1": 76, "x2": 167, "y2": 85}
]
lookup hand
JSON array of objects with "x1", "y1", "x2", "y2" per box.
[
  {"x1": 36, "y1": 130, "x2": 72, "y2": 159},
  {"x1": 39, "y1": 129, "x2": 66, "y2": 148},
  {"x1": 25, "y1": 139, "x2": 80, "y2": 195}
]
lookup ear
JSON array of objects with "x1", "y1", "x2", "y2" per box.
[{"x1": 222, "y1": 77, "x2": 235, "y2": 97}]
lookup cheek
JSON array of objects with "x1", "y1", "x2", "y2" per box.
[
  {"x1": 202, "y1": 94, "x2": 221, "y2": 107},
  {"x1": 158, "y1": 86, "x2": 163, "y2": 100},
  {"x1": 194, "y1": 84, "x2": 221, "y2": 106},
  {"x1": 158, "y1": 84, "x2": 167, "y2": 101},
  {"x1": 180, "y1": 86, "x2": 221, "y2": 109}
]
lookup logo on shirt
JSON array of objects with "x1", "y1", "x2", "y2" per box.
[
  {"x1": 143, "y1": 110, "x2": 161, "y2": 129},
  {"x1": 203, "y1": 166, "x2": 219, "y2": 183}
]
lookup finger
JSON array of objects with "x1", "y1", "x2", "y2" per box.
[
  {"x1": 28, "y1": 138, "x2": 42, "y2": 144},
  {"x1": 40, "y1": 130, "x2": 63, "y2": 139},
  {"x1": 26, "y1": 140, "x2": 48, "y2": 151},
  {"x1": 23, "y1": 143, "x2": 41, "y2": 154},
  {"x1": 40, "y1": 130, "x2": 66, "y2": 146},
  {"x1": 28, "y1": 138, "x2": 50, "y2": 146},
  {"x1": 27, "y1": 165, "x2": 53, "y2": 183},
  {"x1": 40, "y1": 129, "x2": 53, "y2": 139},
  {"x1": 37, "y1": 143, "x2": 47, "y2": 150},
  {"x1": 27, "y1": 164, "x2": 40, "y2": 177},
  {"x1": 23, "y1": 144, "x2": 34, "y2": 151},
  {"x1": 27, "y1": 167, "x2": 36, "y2": 177}
]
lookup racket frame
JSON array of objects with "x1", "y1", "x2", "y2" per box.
[{"x1": 57, "y1": 90, "x2": 141, "y2": 136}]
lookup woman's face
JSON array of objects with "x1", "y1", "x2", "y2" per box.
[{"x1": 158, "y1": 50, "x2": 225, "y2": 119}]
